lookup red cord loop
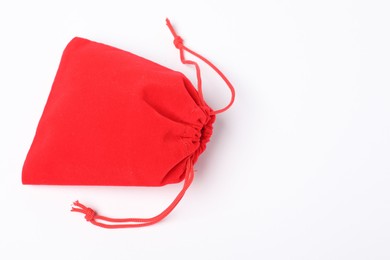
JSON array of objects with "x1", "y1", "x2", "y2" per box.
[{"x1": 165, "y1": 18, "x2": 235, "y2": 115}]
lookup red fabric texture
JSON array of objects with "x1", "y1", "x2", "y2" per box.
[
  {"x1": 22, "y1": 37, "x2": 214, "y2": 186},
  {"x1": 22, "y1": 19, "x2": 235, "y2": 228}
]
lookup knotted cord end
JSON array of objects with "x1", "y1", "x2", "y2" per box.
[
  {"x1": 166, "y1": 18, "x2": 184, "y2": 49},
  {"x1": 71, "y1": 200, "x2": 96, "y2": 222},
  {"x1": 173, "y1": 36, "x2": 184, "y2": 49}
]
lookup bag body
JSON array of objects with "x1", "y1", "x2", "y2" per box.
[{"x1": 22, "y1": 37, "x2": 214, "y2": 187}]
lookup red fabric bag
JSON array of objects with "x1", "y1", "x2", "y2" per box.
[{"x1": 22, "y1": 19, "x2": 235, "y2": 228}]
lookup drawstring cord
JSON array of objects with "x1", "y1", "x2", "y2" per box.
[
  {"x1": 71, "y1": 19, "x2": 235, "y2": 228},
  {"x1": 72, "y1": 159, "x2": 194, "y2": 228},
  {"x1": 166, "y1": 18, "x2": 235, "y2": 115}
]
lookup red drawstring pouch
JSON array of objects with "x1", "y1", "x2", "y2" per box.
[{"x1": 22, "y1": 19, "x2": 235, "y2": 228}]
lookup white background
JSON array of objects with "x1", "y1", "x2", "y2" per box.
[{"x1": 1, "y1": 0, "x2": 389, "y2": 259}]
